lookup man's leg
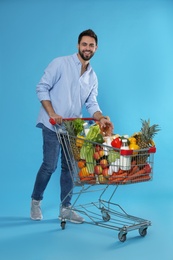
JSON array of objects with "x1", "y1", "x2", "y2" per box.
[{"x1": 31, "y1": 125, "x2": 60, "y2": 220}]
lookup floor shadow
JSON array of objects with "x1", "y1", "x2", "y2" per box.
[{"x1": 0, "y1": 216, "x2": 58, "y2": 229}]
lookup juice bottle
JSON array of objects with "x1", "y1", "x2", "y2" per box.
[{"x1": 120, "y1": 139, "x2": 131, "y2": 170}]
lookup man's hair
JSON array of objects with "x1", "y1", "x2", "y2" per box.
[{"x1": 78, "y1": 29, "x2": 98, "y2": 45}]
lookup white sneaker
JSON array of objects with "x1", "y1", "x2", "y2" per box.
[
  {"x1": 59, "y1": 206, "x2": 84, "y2": 224},
  {"x1": 30, "y1": 199, "x2": 43, "y2": 220}
]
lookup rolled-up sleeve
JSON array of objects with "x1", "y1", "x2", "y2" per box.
[{"x1": 36, "y1": 59, "x2": 61, "y2": 101}]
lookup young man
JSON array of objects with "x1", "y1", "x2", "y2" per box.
[{"x1": 31, "y1": 29, "x2": 113, "y2": 223}]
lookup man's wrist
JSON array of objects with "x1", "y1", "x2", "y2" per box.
[{"x1": 99, "y1": 116, "x2": 107, "y2": 121}]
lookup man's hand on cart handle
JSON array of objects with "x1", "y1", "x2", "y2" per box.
[
  {"x1": 99, "y1": 117, "x2": 114, "y2": 136},
  {"x1": 93, "y1": 112, "x2": 113, "y2": 130},
  {"x1": 49, "y1": 114, "x2": 63, "y2": 125}
]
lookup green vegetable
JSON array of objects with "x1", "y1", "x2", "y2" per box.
[
  {"x1": 72, "y1": 119, "x2": 84, "y2": 135},
  {"x1": 85, "y1": 124, "x2": 100, "y2": 141},
  {"x1": 85, "y1": 146, "x2": 96, "y2": 173},
  {"x1": 96, "y1": 133, "x2": 104, "y2": 144},
  {"x1": 80, "y1": 124, "x2": 101, "y2": 173},
  {"x1": 108, "y1": 150, "x2": 120, "y2": 163}
]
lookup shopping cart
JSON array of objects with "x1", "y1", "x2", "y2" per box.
[{"x1": 50, "y1": 118, "x2": 156, "y2": 242}]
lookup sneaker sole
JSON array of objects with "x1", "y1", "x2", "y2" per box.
[
  {"x1": 30, "y1": 216, "x2": 43, "y2": 221},
  {"x1": 58, "y1": 216, "x2": 84, "y2": 224}
]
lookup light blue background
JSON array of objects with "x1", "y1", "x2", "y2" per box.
[{"x1": 0, "y1": 0, "x2": 173, "y2": 259}]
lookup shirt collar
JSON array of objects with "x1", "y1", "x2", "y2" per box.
[{"x1": 72, "y1": 53, "x2": 91, "y2": 70}]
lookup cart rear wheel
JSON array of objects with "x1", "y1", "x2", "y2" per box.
[
  {"x1": 118, "y1": 232, "x2": 127, "y2": 242},
  {"x1": 139, "y1": 227, "x2": 147, "y2": 237},
  {"x1": 102, "y1": 212, "x2": 110, "y2": 222},
  {"x1": 61, "y1": 220, "x2": 66, "y2": 230}
]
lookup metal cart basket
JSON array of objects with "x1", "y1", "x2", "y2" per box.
[{"x1": 51, "y1": 118, "x2": 156, "y2": 242}]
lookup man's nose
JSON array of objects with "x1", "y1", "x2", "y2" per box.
[{"x1": 85, "y1": 45, "x2": 91, "y2": 50}]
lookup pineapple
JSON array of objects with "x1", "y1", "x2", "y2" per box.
[
  {"x1": 133, "y1": 119, "x2": 160, "y2": 164},
  {"x1": 134, "y1": 119, "x2": 160, "y2": 148},
  {"x1": 63, "y1": 121, "x2": 81, "y2": 161},
  {"x1": 63, "y1": 120, "x2": 75, "y2": 135}
]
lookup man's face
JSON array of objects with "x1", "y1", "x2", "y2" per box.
[{"x1": 78, "y1": 36, "x2": 98, "y2": 61}]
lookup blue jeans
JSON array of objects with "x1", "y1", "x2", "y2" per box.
[{"x1": 31, "y1": 125, "x2": 73, "y2": 207}]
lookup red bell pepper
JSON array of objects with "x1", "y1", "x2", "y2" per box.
[{"x1": 111, "y1": 137, "x2": 122, "y2": 149}]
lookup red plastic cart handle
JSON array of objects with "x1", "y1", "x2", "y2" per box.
[
  {"x1": 148, "y1": 146, "x2": 156, "y2": 153},
  {"x1": 49, "y1": 118, "x2": 56, "y2": 125},
  {"x1": 49, "y1": 117, "x2": 95, "y2": 125}
]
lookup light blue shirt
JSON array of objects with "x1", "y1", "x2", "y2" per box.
[{"x1": 36, "y1": 53, "x2": 101, "y2": 131}]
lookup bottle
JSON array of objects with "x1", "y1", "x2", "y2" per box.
[
  {"x1": 83, "y1": 122, "x2": 90, "y2": 136},
  {"x1": 120, "y1": 139, "x2": 131, "y2": 170}
]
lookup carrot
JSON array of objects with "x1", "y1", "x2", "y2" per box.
[
  {"x1": 80, "y1": 177, "x2": 95, "y2": 182},
  {"x1": 110, "y1": 172, "x2": 127, "y2": 180},
  {"x1": 108, "y1": 178, "x2": 126, "y2": 184},
  {"x1": 87, "y1": 179, "x2": 96, "y2": 184},
  {"x1": 131, "y1": 160, "x2": 137, "y2": 166},
  {"x1": 115, "y1": 169, "x2": 126, "y2": 175},
  {"x1": 108, "y1": 172, "x2": 128, "y2": 184},
  {"x1": 123, "y1": 173, "x2": 151, "y2": 184},
  {"x1": 131, "y1": 174, "x2": 151, "y2": 183},
  {"x1": 109, "y1": 179, "x2": 124, "y2": 184},
  {"x1": 128, "y1": 165, "x2": 140, "y2": 176},
  {"x1": 127, "y1": 168, "x2": 146, "y2": 181},
  {"x1": 89, "y1": 173, "x2": 95, "y2": 178}
]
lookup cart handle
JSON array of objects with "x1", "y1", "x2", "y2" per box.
[
  {"x1": 148, "y1": 146, "x2": 156, "y2": 153},
  {"x1": 49, "y1": 117, "x2": 95, "y2": 125}
]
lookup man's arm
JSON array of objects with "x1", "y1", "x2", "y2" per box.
[
  {"x1": 41, "y1": 100, "x2": 63, "y2": 124},
  {"x1": 93, "y1": 111, "x2": 105, "y2": 121},
  {"x1": 93, "y1": 111, "x2": 114, "y2": 136}
]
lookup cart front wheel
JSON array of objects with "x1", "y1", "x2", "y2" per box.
[
  {"x1": 118, "y1": 232, "x2": 127, "y2": 242},
  {"x1": 61, "y1": 220, "x2": 66, "y2": 230},
  {"x1": 139, "y1": 227, "x2": 147, "y2": 237}
]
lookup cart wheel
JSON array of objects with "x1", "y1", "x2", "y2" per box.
[
  {"x1": 118, "y1": 232, "x2": 127, "y2": 242},
  {"x1": 139, "y1": 227, "x2": 147, "y2": 237},
  {"x1": 102, "y1": 212, "x2": 110, "y2": 222},
  {"x1": 61, "y1": 220, "x2": 66, "y2": 230}
]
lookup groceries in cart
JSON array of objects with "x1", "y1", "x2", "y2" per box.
[{"x1": 57, "y1": 118, "x2": 160, "y2": 185}]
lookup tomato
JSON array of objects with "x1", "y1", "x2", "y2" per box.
[{"x1": 111, "y1": 137, "x2": 122, "y2": 149}]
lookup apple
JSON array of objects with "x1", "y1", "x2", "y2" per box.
[
  {"x1": 94, "y1": 165, "x2": 102, "y2": 175},
  {"x1": 102, "y1": 168, "x2": 109, "y2": 178},
  {"x1": 98, "y1": 174, "x2": 107, "y2": 184},
  {"x1": 95, "y1": 145, "x2": 101, "y2": 152},
  {"x1": 100, "y1": 159, "x2": 108, "y2": 169},
  {"x1": 93, "y1": 152, "x2": 100, "y2": 160},
  {"x1": 98, "y1": 149, "x2": 104, "y2": 158}
]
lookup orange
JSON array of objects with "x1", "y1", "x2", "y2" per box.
[{"x1": 77, "y1": 160, "x2": 86, "y2": 169}]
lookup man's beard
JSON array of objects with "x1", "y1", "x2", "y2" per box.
[{"x1": 78, "y1": 49, "x2": 94, "y2": 61}]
